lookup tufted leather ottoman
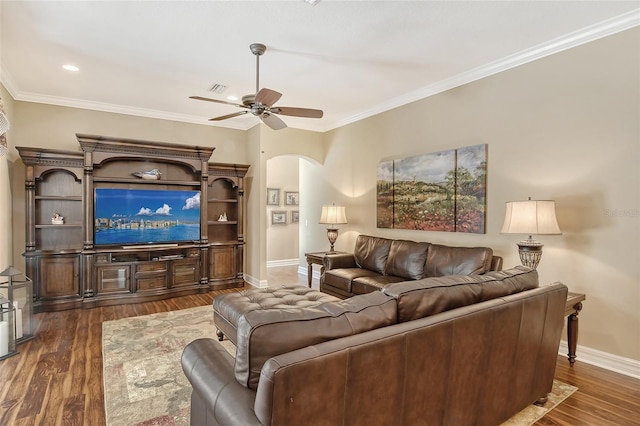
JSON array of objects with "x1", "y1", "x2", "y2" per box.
[{"x1": 213, "y1": 284, "x2": 340, "y2": 344}]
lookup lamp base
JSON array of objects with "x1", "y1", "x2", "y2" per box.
[
  {"x1": 326, "y1": 228, "x2": 339, "y2": 252},
  {"x1": 517, "y1": 236, "x2": 544, "y2": 270}
]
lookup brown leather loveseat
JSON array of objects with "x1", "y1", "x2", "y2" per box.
[
  {"x1": 182, "y1": 267, "x2": 567, "y2": 425},
  {"x1": 321, "y1": 234, "x2": 503, "y2": 298}
]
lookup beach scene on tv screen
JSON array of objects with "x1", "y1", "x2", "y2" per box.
[{"x1": 95, "y1": 188, "x2": 200, "y2": 245}]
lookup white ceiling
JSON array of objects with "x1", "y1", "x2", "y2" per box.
[{"x1": 1, "y1": 1, "x2": 638, "y2": 132}]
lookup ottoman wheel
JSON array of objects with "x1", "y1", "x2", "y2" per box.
[{"x1": 216, "y1": 329, "x2": 225, "y2": 342}]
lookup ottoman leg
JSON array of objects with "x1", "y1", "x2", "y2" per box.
[{"x1": 216, "y1": 329, "x2": 225, "y2": 342}]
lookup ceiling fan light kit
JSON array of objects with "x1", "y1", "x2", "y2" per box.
[{"x1": 190, "y1": 43, "x2": 323, "y2": 130}]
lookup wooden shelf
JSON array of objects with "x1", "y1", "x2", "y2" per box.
[
  {"x1": 208, "y1": 221, "x2": 238, "y2": 225},
  {"x1": 35, "y1": 224, "x2": 83, "y2": 229},
  {"x1": 208, "y1": 199, "x2": 238, "y2": 203},
  {"x1": 35, "y1": 196, "x2": 82, "y2": 201},
  {"x1": 92, "y1": 177, "x2": 200, "y2": 186}
]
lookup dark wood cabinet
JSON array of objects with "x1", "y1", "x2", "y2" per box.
[
  {"x1": 95, "y1": 263, "x2": 131, "y2": 295},
  {"x1": 172, "y1": 257, "x2": 200, "y2": 287},
  {"x1": 207, "y1": 163, "x2": 249, "y2": 289},
  {"x1": 39, "y1": 255, "x2": 81, "y2": 298},
  {"x1": 18, "y1": 135, "x2": 249, "y2": 312}
]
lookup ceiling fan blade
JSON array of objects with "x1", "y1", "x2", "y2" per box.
[
  {"x1": 255, "y1": 88, "x2": 282, "y2": 108},
  {"x1": 209, "y1": 111, "x2": 249, "y2": 121},
  {"x1": 190, "y1": 95, "x2": 246, "y2": 109},
  {"x1": 261, "y1": 112, "x2": 287, "y2": 130},
  {"x1": 271, "y1": 106, "x2": 324, "y2": 119}
]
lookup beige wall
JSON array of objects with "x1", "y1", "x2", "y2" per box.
[
  {"x1": 1, "y1": 84, "x2": 15, "y2": 270},
  {"x1": 302, "y1": 27, "x2": 639, "y2": 361},
  {"x1": 266, "y1": 156, "x2": 299, "y2": 262},
  {"x1": 267, "y1": 155, "x2": 300, "y2": 262}
]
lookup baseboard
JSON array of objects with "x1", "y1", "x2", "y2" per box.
[
  {"x1": 298, "y1": 265, "x2": 321, "y2": 281},
  {"x1": 243, "y1": 273, "x2": 268, "y2": 289},
  {"x1": 558, "y1": 340, "x2": 640, "y2": 379},
  {"x1": 266, "y1": 258, "x2": 300, "y2": 268}
]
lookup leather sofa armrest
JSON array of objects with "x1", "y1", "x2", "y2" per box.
[
  {"x1": 323, "y1": 252, "x2": 357, "y2": 270},
  {"x1": 491, "y1": 256, "x2": 503, "y2": 271},
  {"x1": 182, "y1": 338, "x2": 262, "y2": 426}
]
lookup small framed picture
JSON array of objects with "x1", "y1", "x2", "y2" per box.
[
  {"x1": 267, "y1": 188, "x2": 280, "y2": 206},
  {"x1": 271, "y1": 210, "x2": 287, "y2": 225},
  {"x1": 285, "y1": 191, "x2": 299, "y2": 206},
  {"x1": 291, "y1": 210, "x2": 299, "y2": 223}
]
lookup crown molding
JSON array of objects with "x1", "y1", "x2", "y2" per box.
[
  {"x1": 329, "y1": 9, "x2": 640, "y2": 132},
  {"x1": 10, "y1": 89, "x2": 251, "y2": 131},
  {"x1": 0, "y1": 65, "x2": 20, "y2": 100}
]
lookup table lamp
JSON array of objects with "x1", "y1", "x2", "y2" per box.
[
  {"x1": 501, "y1": 198, "x2": 561, "y2": 269},
  {"x1": 319, "y1": 204, "x2": 348, "y2": 253}
]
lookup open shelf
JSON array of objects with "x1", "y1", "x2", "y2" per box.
[
  {"x1": 35, "y1": 224, "x2": 83, "y2": 229},
  {"x1": 35, "y1": 195, "x2": 83, "y2": 201},
  {"x1": 93, "y1": 177, "x2": 200, "y2": 186},
  {"x1": 208, "y1": 198, "x2": 238, "y2": 203}
]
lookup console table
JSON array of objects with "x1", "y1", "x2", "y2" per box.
[
  {"x1": 305, "y1": 251, "x2": 345, "y2": 288},
  {"x1": 565, "y1": 292, "x2": 586, "y2": 365}
]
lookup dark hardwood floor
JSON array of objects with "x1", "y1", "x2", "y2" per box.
[{"x1": 0, "y1": 267, "x2": 638, "y2": 425}]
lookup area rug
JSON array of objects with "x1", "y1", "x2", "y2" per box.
[{"x1": 102, "y1": 305, "x2": 576, "y2": 426}]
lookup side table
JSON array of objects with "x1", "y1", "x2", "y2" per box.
[
  {"x1": 305, "y1": 251, "x2": 345, "y2": 288},
  {"x1": 565, "y1": 292, "x2": 586, "y2": 365}
]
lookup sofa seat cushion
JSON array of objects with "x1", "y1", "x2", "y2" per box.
[
  {"x1": 382, "y1": 266, "x2": 538, "y2": 322},
  {"x1": 425, "y1": 244, "x2": 493, "y2": 277},
  {"x1": 384, "y1": 240, "x2": 430, "y2": 280},
  {"x1": 352, "y1": 275, "x2": 407, "y2": 295},
  {"x1": 322, "y1": 268, "x2": 382, "y2": 293},
  {"x1": 354, "y1": 235, "x2": 392, "y2": 274},
  {"x1": 235, "y1": 291, "x2": 398, "y2": 390},
  {"x1": 213, "y1": 285, "x2": 339, "y2": 344}
]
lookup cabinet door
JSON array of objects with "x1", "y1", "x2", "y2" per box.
[
  {"x1": 172, "y1": 258, "x2": 200, "y2": 287},
  {"x1": 209, "y1": 246, "x2": 236, "y2": 280},
  {"x1": 95, "y1": 264, "x2": 131, "y2": 294},
  {"x1": 39, "y1": 256, "x2": 81, "y2": 299}
]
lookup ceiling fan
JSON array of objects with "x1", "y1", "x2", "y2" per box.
[{"x1": 190, "y1": 43, "x2": 323, "y2": 130}]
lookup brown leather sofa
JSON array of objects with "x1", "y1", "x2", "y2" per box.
[
  {"x1": 182, "y1": 267, "x2": 566, "y2": 426},
  {"x1": 320, "y1": 234, "x2": 504, "y2": 298}
]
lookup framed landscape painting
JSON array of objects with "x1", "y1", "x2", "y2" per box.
[{"x1": 376, "y1": 144, "x2": 487, "y2": 234}]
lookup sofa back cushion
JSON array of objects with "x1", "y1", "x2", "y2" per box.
[
  {"x1": 425, "y1": 244, "x2": 493, "y2": 277},
  {"x1": 354, "y1": 235, "x2": 392, "y2": 274},
  {"x1": 382, "y1": 266, "x2": 538, "y2": 322},
  {"x1": 384, "y1": 239, "x2": 430, "y2": 280},
  {"x1": 234, "y1": 291, "x2": 397, "y2": 390}
]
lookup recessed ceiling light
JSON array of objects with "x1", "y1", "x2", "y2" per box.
[
  {"x1": 227, "y1": 95, "x2": 238, "y2": 101},
  {"x1": 63, "y1": 64, "x2": 79, "y2": 72}
]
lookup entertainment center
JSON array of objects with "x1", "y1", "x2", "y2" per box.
[{"x1": 17, "y1": 134, "x2": 249, "y2": 312}]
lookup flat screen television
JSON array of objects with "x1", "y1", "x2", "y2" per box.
[{"x1": 94, "y1": 188, "x2": 201, "y2": 246}]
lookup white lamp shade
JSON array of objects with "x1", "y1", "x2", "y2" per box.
[
  {"x1": 501, "y1": 200, "x2": 561, "y2": 235},
  {"x1": 319, "y1": 205, "x2": 348, "y2": 225}
]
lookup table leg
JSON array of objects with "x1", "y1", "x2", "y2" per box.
[
  {"x1": 567, "y1": 302, "x2": 583, "y2": 365},
  {"x1": 307, "y1": 260, "x2": 313, "y2": 288}
]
